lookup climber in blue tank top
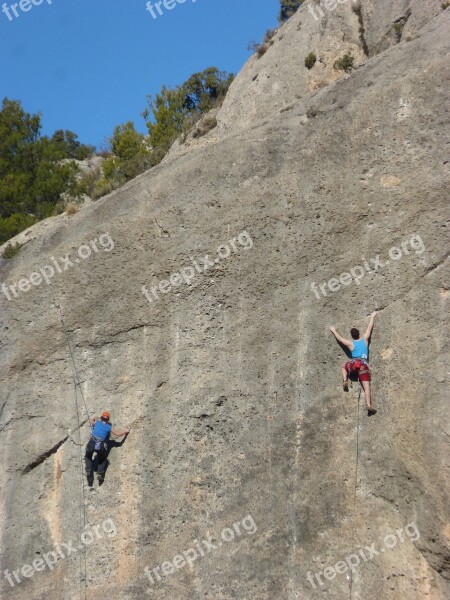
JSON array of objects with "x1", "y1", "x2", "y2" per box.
[
  {"x1": 92, "y1": 418, "x2": 112, "y2": 441},
  {"x1": 351, "y1": 338, "x2": 368, "y2": 360},
  {"x1": 85, "y1": 411, "x2": 130, "y2": 488},
  {"x1": 329, "y1": 311, "x2": 378, "y2": 416}
]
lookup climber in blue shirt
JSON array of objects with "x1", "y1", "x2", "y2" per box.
[
  {"x1": 85, "y1": 411, "x2": 130, "y2": 487},
  {"x1": 329, "y1": 311, "x2": 378, "y2": 416}
]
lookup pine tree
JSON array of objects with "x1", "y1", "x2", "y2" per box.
[
  {"x1": 279, "y1": 0, "x2": 304, "y2": 22},
  {"x1": 0, "y1": 98, "x2": 89, "y2": 243},
  {"x1": 143, "y1": 67, "x2": 234, "y2": 163}
]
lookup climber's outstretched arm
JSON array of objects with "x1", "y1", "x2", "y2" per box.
[
  {"x1": 111, "y1": 426, "x2": 130, "y2": 437},
  {"x1": 329, "y1": 327, "x2": 353, "y2": 351},
  {"x1": 363, "y1": 311, "x2": 378, "y2": 342}
]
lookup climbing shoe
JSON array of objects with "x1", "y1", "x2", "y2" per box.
[
  {"x1": 368, "y1": 407, "x2": 377, "y2": 417},
  {"x1": 97, "y1": 473, "x2": 105, "y2": 485},
  {"x1": 343, "y1": 382, "x2": 349, "y2": 392},
  {"x1": 87, "y1": 474, "x2": 94, "y2": 487}
]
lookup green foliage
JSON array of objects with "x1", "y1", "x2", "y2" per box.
[
  {"x1": 92, "y1": 177, "x2": 118, "y2": 200},
  {"x1": 182, "y1": 67, "x2": 234, "y2": 113},
  {"x1": 279, "y1": 0, "x2": 304, "y2": 22},
  {"x1": 0, "y1": 98, "x2": 41, "y2": 173},
  {"x1": 144, "y1": 87, "x2": 186, "y2": 155},
  {"x1": 2, "y1": 241, "x2": 23, "y2": 259},
  {"x1": 143, "y1": 67, "x2": 233, "y2": 160},
  {"x1": 33, "y1": 160, "x2": 81, "y2": 218},
  {"x1": 0, "y1": 99, "x2": 40, "y2": 216},
  {"x1": 92, "y1": 122, "x2": 153, "y2": 197},
  {"x1": 92, "y1": 68, "x2": 233, "y2": 200},
  {"x1": 305, "y1": 52, "x2": 317, "y2": 69},
  {"x1": 393, "y1": 22, "x2": 404, "y2": 42},
  {"x1": 110, "y1": 122, "x2": 148, "y2": 161},
  {"x1": 47, "y1": 130, "x2": 94, "y2": 160},
  {"x1": 1, "y1": 65, "x2": 235, "y2": 211},
  {"x1": 0, "y1": 98, "x2": 92, "y2": 243},
  {"x1": 0, "y1": 213, "x2": 38, "y2": 245},
  {"x1": 334, "y1": 54, "x2": 355, "y2": 73},
  {"x1": 73, "y1": 169, "x2": 102, "y2": 199}
]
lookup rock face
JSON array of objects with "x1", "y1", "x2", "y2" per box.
[{"x1": 0, "y1": 2, "x2": 449, "y2": 599}]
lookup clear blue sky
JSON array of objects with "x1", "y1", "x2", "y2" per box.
[{"x1": 0, "y1": 0, "x2": 280, "y2": 149}]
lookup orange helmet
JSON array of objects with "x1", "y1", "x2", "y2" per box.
[{"x1": 101, "y1": 411, "x2": 111, "y2": 420}]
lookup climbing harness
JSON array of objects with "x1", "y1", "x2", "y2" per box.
[
  {"x1": 347, "y1": 358, "x2": 370, "y2": 377},
  {"x1": 92, "y1": 435, "x2": 105, "y2": 452}
]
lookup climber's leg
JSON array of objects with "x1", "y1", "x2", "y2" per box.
[
  {"x1": 361, "y1": 379, "x2": 371, "y2": 407},
  {"x1": 97, "y1": 444, "x2": 108, "y2": 477},
  {"x1": 360, "y1": 376, "x2": 376, "y2": 415},
  {"x1": 342, "y1": 362, "x2": 350, "y2": 391},
  {"x1": 85, "y1": 440, "x2": 95, "y2": 486}
]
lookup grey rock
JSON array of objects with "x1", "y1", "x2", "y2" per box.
[{"x1": 0, "y1": 2, "x2": 449, "y2": 599}]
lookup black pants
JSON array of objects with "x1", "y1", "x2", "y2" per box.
[{"x1": 85, "y1": 439, "x2": 107, "y2": 476}]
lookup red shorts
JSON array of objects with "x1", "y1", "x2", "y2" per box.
[{"x1": 344, "y1": 360, "x2": 371, "y2": 382}]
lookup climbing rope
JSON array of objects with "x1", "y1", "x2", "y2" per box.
[
  {"x1": 354, "y1": 386, "x2": 362, "y2": 509},
  {"x1": 348, "y1": 385, "x2": 362, "y2": 600},
  {"x1": 56, "y1": 302, "x2": 92, "y2": 429},
  {"x1": 55, "y1": 301, "x2": 90, "y2": 600},
  {"x1": 72, "y1": 373, "x2": 88, "y2": 600}
]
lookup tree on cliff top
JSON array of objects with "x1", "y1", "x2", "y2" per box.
[
  {"x1": 279, "y1": 0, "x2": 304, "y2": 22},
  {"x1": 0, "y1": 98, "x2": 93, "y2": 244},
  {"x1": 91, "y1": 68, "x2": 234, "y2": 200},
  {"x1": 92, "y1": 122, "x2": 153, "y2": 198},
  {"x1": 143, "y1": 67, "x2": 234, "y2": 159}
]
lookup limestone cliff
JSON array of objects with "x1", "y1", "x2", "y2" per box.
[{"x1": 1, "y1": 1, "x2": 449, "y2": 599}]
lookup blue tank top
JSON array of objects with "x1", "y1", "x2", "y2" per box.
[
  {"x1": 351, "y1": 338, "x2": 368, "y2": 360},
  {"x1": 92, "y1": 420, "x2": 112, "y2": 441}
]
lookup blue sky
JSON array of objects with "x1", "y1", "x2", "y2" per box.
[{"x1": 0, "y1": 0, "x2": 280, "y2": 149}]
